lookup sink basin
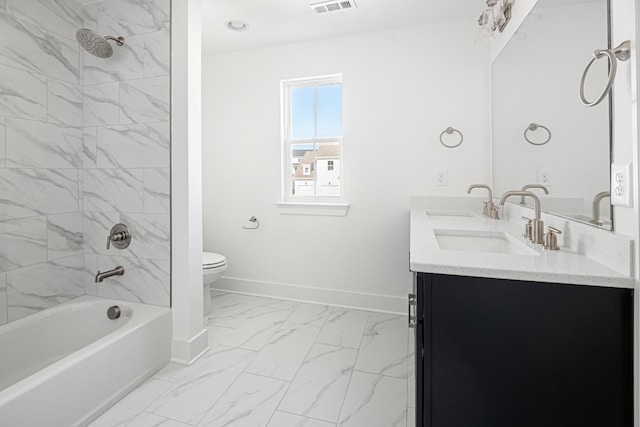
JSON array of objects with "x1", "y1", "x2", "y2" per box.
[
  {"x1": 426, "y1": 210, "x2": 479, "y2": 221},
  {"x1": 433, "y1": 229, "x2": 539, "y2": 255}
]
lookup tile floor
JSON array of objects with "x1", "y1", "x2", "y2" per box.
[{"x1": 89, "y1": 292, "x2": 414, "y2": 427}]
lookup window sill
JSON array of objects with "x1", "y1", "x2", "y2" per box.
[{"x1": 275, "y1": 201, "x2": 350, "y2": 216}]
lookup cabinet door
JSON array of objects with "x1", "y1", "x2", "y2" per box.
[{"x1": 426, "y1": 274, "x2": 632, "y2": 427}]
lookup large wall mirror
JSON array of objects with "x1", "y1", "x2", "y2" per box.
[{"x1": 492, "y1": 0, "x2": 612, "y2": 229}]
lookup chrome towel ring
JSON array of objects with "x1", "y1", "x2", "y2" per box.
[
  {"x1": 524, "y1": 123, "x2": 551, "y2": 146},
  {"x1": 580, "y1": 40, "x2": 631, "y2": 107},
  {"x1": 439, "y1": 127, "x2": 463, "y2": 148}
]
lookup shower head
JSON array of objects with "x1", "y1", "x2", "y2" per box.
[{"x1": 76, "y1": 29, "x2": 125, "y2": 59}]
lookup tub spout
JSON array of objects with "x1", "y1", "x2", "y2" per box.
[{"x1": 95, "y1": 266, "x2": 124, "y2": 283}]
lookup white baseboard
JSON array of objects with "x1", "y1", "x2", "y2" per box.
[
  {"x1": 171, "y1": 328, "x2": 209, "y2": 365},
  {"x1": 212, "y1": 276, "x2": 407, "y2": 315}
]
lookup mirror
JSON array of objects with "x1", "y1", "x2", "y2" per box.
[{"x1": 492, "y1": 0, "x2": 612, "y2": 229}]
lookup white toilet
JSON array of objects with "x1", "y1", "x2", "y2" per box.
[{"x1": 203, "y1": 252, "x2": 228, "y2": 315}]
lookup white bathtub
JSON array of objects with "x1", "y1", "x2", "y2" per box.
[{"x1": 0, "y1": 296, "x2": 171, "y2": 427}]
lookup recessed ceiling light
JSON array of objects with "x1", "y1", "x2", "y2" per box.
[{"x1": 226, "y1": 20, "x2": 249, "y2": 32}]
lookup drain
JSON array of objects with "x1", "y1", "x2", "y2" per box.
[{"x1": 107, "y1": 305, "x2": 121, "y2": 320}]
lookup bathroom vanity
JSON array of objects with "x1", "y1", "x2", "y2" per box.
[{"x1": 409, "y1": 197, "x2": 634, "y2": 427}]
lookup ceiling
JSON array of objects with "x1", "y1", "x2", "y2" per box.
[{"x1": 202, "y1": 0, "x2": 483, "y2": 56}]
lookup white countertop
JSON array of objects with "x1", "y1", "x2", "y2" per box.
[{"x1": 410, "y1": 197, "x2": 634, "y2": 289}]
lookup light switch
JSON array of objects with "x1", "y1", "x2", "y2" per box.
[
  {"x1": 436, "y1": 170, "x2": 448, "y2": 186},
  {"x1": 611, "y1": 163, "x2": 632, "y2": 207}
]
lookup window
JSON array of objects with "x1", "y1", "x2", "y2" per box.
[{"x1": 280, "y1": 75, "x2": 343, "y2": 205}]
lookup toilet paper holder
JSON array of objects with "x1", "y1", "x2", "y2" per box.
[{"x1": 242, "y1": 216, "x2": 259, "y2": 230}]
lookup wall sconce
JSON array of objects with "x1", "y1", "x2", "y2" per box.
[{"x1": 475, "y1": 0, "x2": 513, "y2": 44}]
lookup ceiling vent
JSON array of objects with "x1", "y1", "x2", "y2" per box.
[{"x1": 310, "y1": 0, "x2": 357, "y2": 14}]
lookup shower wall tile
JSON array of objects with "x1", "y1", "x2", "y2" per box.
[
  {"x1": 98, "y1": 0, "x2": 170, "y2": 37},
  {"x1": 0, "y1": 117, "x2": 5, "y2": 167},
  {"x1": 144, "y1": 168, "x2": 169, "y2": 214},
  {"x1": 0, "y1": 216, "x2": 47, "y2": 272},
  {"x1": 83, "y1": 3, "x2": 98, "y2": 30},
  {"x1": 83, "y1": 127, "x2": 97, "y2": 168},
  {"x1": 6, "y1": 0, "x2": 83, "y2": 41},
  {"x1": 48, "y1": 78, "x2": 83, "y2": 126},
  {"x1": 120, "y1": 213, "x2": 170, "y2": 260},
  {"x1": 83, "y1": 82, "x2": 121, "y2": 126},
  {"x1": 83, "y1": 34, "x2": 144, "y2": 84},
  {"x1": 0, "y1": 64, "x2": 47, "y2": 121},
  {"x1": 83, "y1": 210, "x2": 120, "y2": 255},
  {"x1": 0, "y1": 169, "x2": 79, "y2": 220},
  {"x1": 96, "y1": 122, "x2": 170, "y2": 168},
  {"x1": 48, "y1": 212, "x2": 84, "y2": 260},
  {"x1": 0, "y1": 273, "x2": 6, "y2": 326},
  {"x1": 5, "y1": 118, "x2": 82, "y2": 168},
  {"x1": 120, "y1": 76, "x2": 170, "y2": 124},
  {"x1": 0, "y1": 13, "x2": 80, "y2": 83},
  {"x1": 84, "y1": 253, "x2": 98, "y2": 297},
  {"x1": 144, "y1": 30, "x2": 170, "y2": 77},
  {"x1": 7, "y1": 254, "x2": 85, "y2": 321},
  {"x1": 83, "y1": 168, "x2": 144, "y2": 212},
  {"x1": 95, "y1": 254, "x2": 170, "y2": 307}
]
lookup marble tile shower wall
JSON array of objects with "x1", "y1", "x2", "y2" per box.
[
  {"x1": 81, "y1": 0, "x2": 171, "y2": 308},
  {"x1": 0, "y1": 0, "x2": 171, "y2": 326}
]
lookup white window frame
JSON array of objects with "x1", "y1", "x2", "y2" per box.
[{"x1": 277, "y1": 74, "x2": 349, "y2": 216}]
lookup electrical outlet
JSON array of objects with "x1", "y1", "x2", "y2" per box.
[
  {"x1": 436, "y1": 170, "x2": 448, "y2": 186},
  {"x1": 537, "y1": 169, "x2": 551, "y2": 186},
  {"x1": 611, "y1": 163, "x2": 633, "y2": 207}
]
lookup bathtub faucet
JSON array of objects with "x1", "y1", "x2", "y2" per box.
[{"x1": 95, "y1": 266, "x2": 125, "y2": 283}]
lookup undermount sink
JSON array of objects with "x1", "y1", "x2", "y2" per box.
[
  {"x1": 426, "y1": 210, "x2": 480, "y2": 221},
  {"x1": 434, "y1": 229, "x2": 539, "y2": 256}
]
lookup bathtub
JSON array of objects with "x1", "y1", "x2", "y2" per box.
[{"x1": 0, "y1": 296, "x2": 171, "y2": 427}]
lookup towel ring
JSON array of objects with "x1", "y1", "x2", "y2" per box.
[
  {"x1": 580, "y1": 40, "x2": 630, "y2": 107},
  {"x1": 439, "y1": 127, "x2": 463, "y2": 148},
  {"x1": 524, "y1": 123, "x2": 551, "y2": 146}
]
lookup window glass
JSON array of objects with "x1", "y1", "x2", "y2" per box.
[
  {"x1": 317, "y1": 83, "x2": 342, "y2": 138},
  {"x1": 291, "y1": 86, "x2": 315, "y2": 139}
]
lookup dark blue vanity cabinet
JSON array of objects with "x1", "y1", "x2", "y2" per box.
[{"x1": 413, "y1": 273, "x2": 633, "y2": 427}]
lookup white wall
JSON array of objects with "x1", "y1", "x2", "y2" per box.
[{"x1": 202, "y1": 20, "x2": 490, "y2": 312}]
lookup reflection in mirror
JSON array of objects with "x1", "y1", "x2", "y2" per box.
[{"x1": 492, "y1": 0, "x2": 612, "y2": 229}]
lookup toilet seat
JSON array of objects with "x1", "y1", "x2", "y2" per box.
[{"x1": 203, "y1": 252, "x2": 226, "y2": 269}]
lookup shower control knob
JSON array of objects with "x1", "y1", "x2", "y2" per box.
[{"x1": 106, "y1": 224, "x2": 131, "y2": 250}]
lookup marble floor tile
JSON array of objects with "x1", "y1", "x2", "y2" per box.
[
  {"x1": 197, "y1": 373, "x2": 289, "y2": 427},
  {"x1": 147, "y1": 346, "x2": 256, "y2": 425},
  {"x1": 278, "y1": 344, "x2": 357, "y2": 423},
  {"x1": 220, "y1": 299, "x2": 298, "y2": 351},
  {"x1": 206, "y1": 325, "x2": 236, "y2": 348},
  {"x1": 245, "y1": 323, "x2": 321, "y2": 381},
  {"x1": 315, "y1": 308, "x2": 369, "y2": 349},
  {"x1": 267, "y1": 411, "x2": 335, "y2": 427},
  {"x1": 337, "y1": 371, "x2": 407, "y2": 427},
  {"x1": 89, "y1": 378, "x2": 172, "y2": 427},
  {"x1": 355, "y1": 313, "x2": 408, "y2": 378},
  {"x1": 206, "y1": 293, "x2": 270, "y2": 328},
  {"x1": 126, "y1": 412, "x2": 192, "y2": 427},
  {"x1": 287, "y1": 303, "x2": 332, "y2": 327}
]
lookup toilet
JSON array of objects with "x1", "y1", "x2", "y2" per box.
[{"x1": 203, "y1": 252, "x2": 228, "y2": 315}]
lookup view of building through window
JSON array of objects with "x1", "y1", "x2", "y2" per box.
[{"x1": 283, "y1": 76, "x2": 343, "y2": 199}]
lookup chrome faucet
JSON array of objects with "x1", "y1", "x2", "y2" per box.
[
  {"x1": 499, "y1": 191, "x2": 544, "y2": 244},
  {"x1": 520, "y1": 184, "x2": 549, "y2": 205},
  {"x1": 95, "y1": 266, "x2": 125, "y2": 283},
  {"x1": 591, "y1": 191, "x2": 611, "y2": 226},
  {"x1": 467, "y1": 184, "x2": 499, "y2": 219}
]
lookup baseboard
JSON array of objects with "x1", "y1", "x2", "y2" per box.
[
  {"x1": 170, "y1": 328, "x2": 209, "y2": 365},
  {"x1": 212, "y1": 277, "x2": 407, "y2": 315}
]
